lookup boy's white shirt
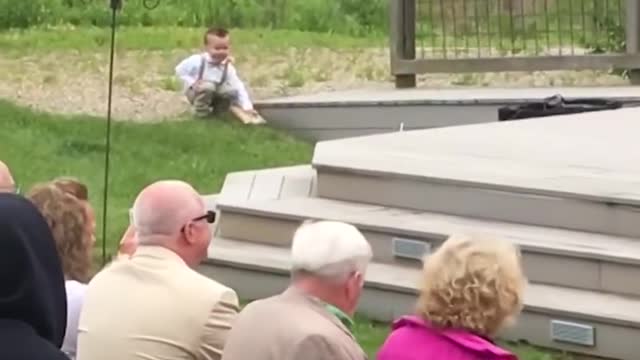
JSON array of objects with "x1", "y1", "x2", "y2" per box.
[{"x1": 175, "y1": 52, "x2": 254, "y2": 111}]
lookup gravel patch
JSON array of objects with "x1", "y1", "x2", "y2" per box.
[{"x1": 0, "y1": 49, "x2": 628, "y2": 121}]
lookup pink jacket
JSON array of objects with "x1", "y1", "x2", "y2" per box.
[{"x1": 376, "y1": 315, "x2": 517, "y2": 360}]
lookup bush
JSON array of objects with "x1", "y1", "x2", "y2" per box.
[
  {"x1": 0, "y1": 0, "x2": 389, "y2": 35},
  {"x1": 0, "y1": 0, "x2": 56, "y2": 28}
]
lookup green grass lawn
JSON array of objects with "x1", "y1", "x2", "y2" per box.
[
  {"x1": 0, "y1": 26, "x2": 383, "y2": 55},
  {"x1": 0, "y1": 100, "x2": 574, "y2": 359},
  {"x1": 0, "y1": 99, "x2": 312, "y2": 257},
  {"x1": 0, "y1": 24, "x2": 608, "y2": 57}
]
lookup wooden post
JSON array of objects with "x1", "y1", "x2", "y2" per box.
[
  {"x1": 390, "y1": 0, "x2": 417, "y2": 88},
  {"x1": 626, "y1": 0, "x2": 640, "y2": 84}
]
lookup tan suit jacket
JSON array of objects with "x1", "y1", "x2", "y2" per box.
[
  {"x1": 221, "y1": 287, "x2": 367, "y2": 360},
  {"x1": 76, "y1": 246, "x2": 239, "y2": 360}
]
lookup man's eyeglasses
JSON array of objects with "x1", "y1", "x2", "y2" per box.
[
  {"x1": 180, "y1": 210, "x2": 217, "y2": 233},
  {"x1": 193, "y1": 210, "x2": 217, "y2": 224}
]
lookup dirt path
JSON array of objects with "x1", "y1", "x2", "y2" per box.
[{"x1": 0, "y1": 49, "x2": 628, "y2": 121}]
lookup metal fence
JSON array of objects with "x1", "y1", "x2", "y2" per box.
[{"x1": 390, "y1": 0, "x2": 640, "y2": 87}]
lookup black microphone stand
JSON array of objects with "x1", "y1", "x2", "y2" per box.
[
  {"x1": 99, "y1": 0, "x2": 161, "y2": 265},
  {"x1": 100, "y1": 0, "x2": 122, "y2": 265}
]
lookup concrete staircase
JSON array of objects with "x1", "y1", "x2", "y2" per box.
[{"x1": 200, "y1": 107, "x2": 640, "y2": 360}]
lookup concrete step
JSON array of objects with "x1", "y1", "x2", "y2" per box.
[
  {"x1": 203, "y1": 194, "x2": 219, "y2": 210},
  {"x1": 201, "y1": 238, "x2": 640, "y2": 360},
  {"x1": 256, "y1": 87, "x2": 640, "y2": 141},
  {"x1": 216, "y1": 165, "x2": 316, "y2": 204},
  {"x1": 216, "y1": 196, "x2": 640, "y2": 298},
  {"x1": 311, "y1": 107, "x2": 640, "y2": 238}
]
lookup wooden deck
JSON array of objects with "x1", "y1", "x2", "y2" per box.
[
  {"x1": 217, "y1": 195, "x2": 640, "y2": 298},
  {"x1": 255, "y1": 86, "x2": 640, "y2": 141},
  {"x1": 313, "y1": 106, "x2": 640, "y2": 203},
  {"x1": 312, "y1": 107, "x2": 640, "y2": 237},
  {"x1": 218, "y1": 197, "x2": 640, "y2": 266},
  {"x1": 202, "y1": 104, "x2": 640, "y2": 359},
  {"x1": 217, "y1": 165, "x2": 316, "y2": 203}
]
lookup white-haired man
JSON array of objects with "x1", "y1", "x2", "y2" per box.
[
  {"x1": 77, "y1": 180, "x2": 239, "y2": 360},
  {"x1": 0, "y1": 161, "x2": 16, "y2": 193},
  {"x1": 221, "y1": 220, "x2": 373, "y2": 360}
]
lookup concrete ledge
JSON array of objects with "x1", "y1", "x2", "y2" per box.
[
  {"x1": 315, "y1": 170, "x2": 640, "y2": 239},
  {"x1": 217, "y1": 165, "x2": 315, "y2": 204},
  {"x1": 254, "y1": 87, "x2": 640, "y2": 141},
  {"x1": 256, "y1": 87, "x2": 640, "y2": 108},
  {"x1": 203, "y1": 194, "x2": 219, "y2": 210},
  {"x1": 217, "y1": 197, "x2": 640, "y2": 266},
  {"x1": 216, "y1": 198, "x2": 640, "y2": 297},
  {"x1": 311, "y1": 108, "x2": 640, "y2": 236},
  {"x1": 312, "y1": 107, "x2": 640, "y2": 206}
]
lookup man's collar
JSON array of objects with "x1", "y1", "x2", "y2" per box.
[
  {"x1": 284, "y1": 286, "x2": 355, "y2": 330},
  {"x1": 324, "y1": 303, "x2": 354, "y2": 329},
  {"x1": 133, "y1": 245, "x2": 186, "y2": 265}
]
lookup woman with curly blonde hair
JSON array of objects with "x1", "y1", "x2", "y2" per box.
[
  {"x1": 28, "y1": 183, "x2": 94, "y2": 360},
  {"x1": 377, "y1": 234, "x2": 527, "y2": 360}
]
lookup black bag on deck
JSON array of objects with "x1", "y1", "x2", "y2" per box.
[{"x1": 498, "y1": 94, "x2": 623, "y2": 121}]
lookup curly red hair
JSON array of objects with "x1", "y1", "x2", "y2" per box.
[{"x1": 28, "y1": 183, "x2": 93, "y2": 283}]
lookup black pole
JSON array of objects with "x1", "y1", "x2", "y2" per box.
[{"x1": 101, "y1": 0, "x2": 121, "y2": 265}]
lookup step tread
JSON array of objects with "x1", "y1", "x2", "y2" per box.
[
  {"x1": 312, "y1": 108, "x2": 640, "y2": 206},
  {"x1": 258, "y1": 87, "x2": 640, "y2": 105},
  {"x1": 208, "y1": 238, "x2": 640, "y2": 327},
  {"x1": 218, "y1": 196, "x2": 640, "y2": 265},
  {"x1": 218, "y1": 165, "x2": 315, "y2": 203}
]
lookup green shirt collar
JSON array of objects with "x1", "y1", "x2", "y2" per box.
[
  {"x1": 289, "y1": 287, "x2": 354, "y2": 330},
  {"x1": 324, "y1": 303, "x2": 354, "y2": 329}
]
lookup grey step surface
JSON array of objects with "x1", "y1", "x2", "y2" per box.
[
  {"x1": 255, "y1": 87, "x2": 640, "y2": 142},
  {"x1": 216, "y1": 196, "x2": 640, "y2": 297},
  {"x1": 312, "y1": 107, "x2": 640, "y2": 237},
  {"x1": 201, "y1": 237, "x2": 640, "y2": 360},
  {"x1": 258, "y1": 86, "x2": 640, "y2": 107},
  {"x1": 217, "y1": 165, "x2": 316, "y2": 204},
  {"x1": 258, "y1": 103, "x2": 499, "y2": 141}
]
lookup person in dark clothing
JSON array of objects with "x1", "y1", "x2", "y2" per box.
[{"x1": 0, "y1": 193, "x2": 69, "y2": 360}]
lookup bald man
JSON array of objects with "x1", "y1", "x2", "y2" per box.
[
  {"x1": 77, "y1": 180, "x2": 239, "y2": 360},
  {"x1": 0, "y1": 161, "x2": 16, "y2": 193}
]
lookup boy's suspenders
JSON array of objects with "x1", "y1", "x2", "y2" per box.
[
  {"x1": 197, "y1": 54, "x2": 229, "y2": 90},
  {"x1": 197, "y1": 55, "x2": 206, "y2": 82}
]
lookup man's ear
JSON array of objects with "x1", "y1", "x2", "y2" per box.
[
  {"x1": 346, "y1": 271, "x2": 362, "y2": 288},
  {"x1": 182, "y1": 223, "x2": 198, "y2": 245},
  {"x1": 353, "y1": 271, "x2": 364, "y2": 287}
]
